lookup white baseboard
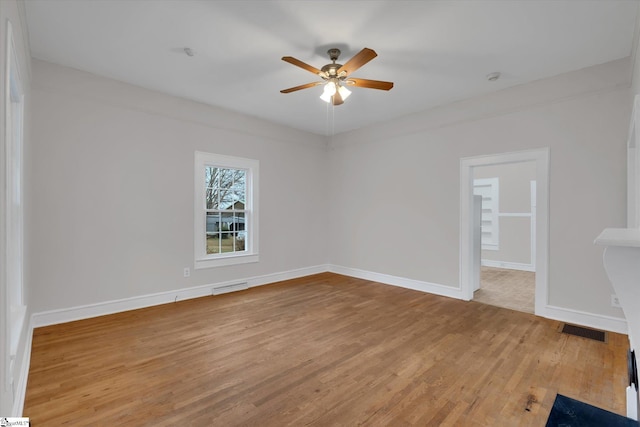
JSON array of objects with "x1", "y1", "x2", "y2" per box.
[
  {"x1": 12, "y1": 316, "x2": 33, "y2": 417},
  {"x1": 544, "y1": 304, "x2": 628, "y2": 335},
  {"x1": 32, "y1": 264, "x2": 329, "y2": 328},
  {"x1": 328, "y1": 265, "x2": 628, "y2": 335},
  {"x1": 328, "y1": 264, "x2": 465, "y2": 300},
  {"x1": 481, "y1": 259, "x2": 535, "y2": 272}
]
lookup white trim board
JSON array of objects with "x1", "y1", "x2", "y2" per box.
[
  {"x1": 31, "y1": 261, "x2": 622, "y2": 333},
  {"x1": 329, "y1": 265, "x2": 626, "y2": 335},
  {"x1": 481, "y1": 259, "x2": 535, "y2": 272},
  {"x1": 328, "y1": 265, "x2": 465, "y2": 300},
  {"x1": 545, "y1": 305, "x2": 627, "y2": 335},
  {"x1": 32, "y1": 265, "x2": 328, "y2": 328},
  {"x1": 11, "y1": 316, "x2": 32, "y2": 417}
]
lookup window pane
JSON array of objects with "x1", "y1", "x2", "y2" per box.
[
  {"x1": 220, "y1": 233, "x2": 235, "y2": 253},
  {"x1": 232, "y1": 193, "x2": 245, "y2": 209},
  {"x1": 235, "y1": 236, "x2": 245, "y2": 252},
  {"x1": 221, "y1": 212, "x2": 233, "y2": 232},
  {"x1": 232, "y1": 169, "x2": 245, "y2": 183},
  {"x1": 206, "y1": 188, "x2": 219, "y2": 209},
  {"x1": 205, "y1": 167, "x2": 219, "y2": 209},
  {"x1": 234, "y1": 212, "x2": 245, "y2": 234},
  {"x1": 220, "y1": 191, "x2": 235, "y2": 208},
  {"x1": 206, "y1": 234, "x2": 220, "y2": 254},
  {"x1": 206, "y1": 212, "x2": 221, "y2": 234},
  {"x1": 231, "y1": 171, "x2": 246, "y2": 196},
  {"x1": 205, "y1": 167, "x2": 218, "y2": 188},
  {"x1": 218, "y1": 169, "x2": 235, "y2": 189},
  {"x1": 234, "y1": 213, "x2": 246, "y2": 252}
]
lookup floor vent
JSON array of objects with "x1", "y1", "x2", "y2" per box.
[
  {"x1": 560, "y1": 323, "x2": 607, "y2": 343},
  {"x1": 212, "y1": 282, "x2": 249, "y2": 295}
]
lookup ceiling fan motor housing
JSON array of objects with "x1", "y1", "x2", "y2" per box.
[
  {"x1": 321, "y1": 63, "x2": 343, "y2": 77},
  {"x1": 321, "y1": 48, "x2": 343, "y2": 78}
]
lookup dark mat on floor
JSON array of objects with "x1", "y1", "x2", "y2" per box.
[{"x1": 546, "y1": 394, "x2": 637, "y2": 427}]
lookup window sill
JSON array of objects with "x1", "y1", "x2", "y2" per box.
[{"x1": 195, "y1": 253, "x2": 259, "y2": 269}]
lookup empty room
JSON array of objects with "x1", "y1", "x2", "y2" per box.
[{"x1": 2, "y1": 0, "x2": 640, "y2": 425}]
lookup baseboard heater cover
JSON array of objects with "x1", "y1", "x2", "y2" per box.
[{"x1": 212, "y1": 282, "x2": 249, "y2": 295}]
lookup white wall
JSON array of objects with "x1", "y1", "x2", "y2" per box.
[
  {"x1": 328, "y1": 58, "x2": 630, "y2": 320},
  {"x1": 0, "y1": 0, "x2": 31, "y2": 416},
  {"x1": 28, "y1": 59, "x2": 328, "y2": 314},
  {"x1": 631, "y1": 7, "x2": 640, "y2": 97},
  {"x1": 474, "y1": 161, "x2": 536, "y2": 267}
]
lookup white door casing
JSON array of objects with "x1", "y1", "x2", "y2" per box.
[{"x1": 460, "y1": 148, "x2": 549, "y2": 316}]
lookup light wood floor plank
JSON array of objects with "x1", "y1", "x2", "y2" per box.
[{"x1": 24, "y1": 272, "x2": 628, "y2": 425}]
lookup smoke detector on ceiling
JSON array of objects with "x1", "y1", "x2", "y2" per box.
[{"x1": 486, "y1": 72, "x2": 501, "y2": 82}]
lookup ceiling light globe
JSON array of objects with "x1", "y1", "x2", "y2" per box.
[{"x1": 320, "y1": 81, "x2": 338, "y2": 103}]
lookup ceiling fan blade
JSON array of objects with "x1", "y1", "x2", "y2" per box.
[
  {"x1": 345, "y1": 78, "x2": 394, "y2": 91},
  {"x1": 280, "y1": 82, "x2": 323, "y2": 93},
  {"x1": 332, "y1": 90, "x2": 344, "y2": 106},
  {"x1": 282, "y1": 56, "x2": 322, "y2": 75},
  {"x1": 336, "y1": 48, "x2": 377, "y2": 77}
]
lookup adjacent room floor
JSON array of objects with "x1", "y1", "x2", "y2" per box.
[
  {"x1": 24, "y1": 272, "x2": 626, "y2": 426},
  {"x1": 474, "y1": 266, "x2": 535, "y2": 314}
]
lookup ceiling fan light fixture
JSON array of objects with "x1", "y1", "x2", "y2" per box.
[
  {"x1": 338, "y1": 85, "x2": 351, "y2": 100},
  {"x1": 320, "y1": 80, "x2": 337, "y2": 103},
  {"x1": 320, "y1": 92, "x2": 332, "y2": 103},
  {"x1": 320, "y1": 81, "x2": 351, "y2": 104}
]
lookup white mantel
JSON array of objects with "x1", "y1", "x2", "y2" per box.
[
  {"x1": 595, "y1": 228, "x2": 640, "y2": 248},
  {"x1": 595, "y1": 228, "x2": 640, "y2": 349}
]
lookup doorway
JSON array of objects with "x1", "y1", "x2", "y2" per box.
[
  {"x1": 459, "y1": 148, "x2": 549, "y2": 316},
  {"x1": 472, "y1": 162, "x2": 536, "y2": 313}
]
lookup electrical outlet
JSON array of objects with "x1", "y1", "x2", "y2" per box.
[
  {"x1": 183, "y1": 267, "x2": 190, "y2": 278},
  {"x1": 611, "y1": 294, "x2": 621, "y2": 308}
]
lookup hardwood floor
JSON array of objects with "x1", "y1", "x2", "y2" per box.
[{"x1": 24, "y1": 273, "x2": 628, "y2": 426}]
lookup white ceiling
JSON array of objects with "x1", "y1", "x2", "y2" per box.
[{"x1": 24, "y1": 0, "x2": 639, "y2": 136}]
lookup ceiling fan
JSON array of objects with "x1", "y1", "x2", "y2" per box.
[{"x1": 280, "y1": 47, "x2": 394, "y2": 106}]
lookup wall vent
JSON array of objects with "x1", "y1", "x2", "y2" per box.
[
  {"x1": 560, "y1": 323, "x2": 607, "y2": 343},
  {"x1": 212, "y1": 282, "x2": 249, "y2": 295}
]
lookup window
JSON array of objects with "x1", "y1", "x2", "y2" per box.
[
  {"x1": 195, "y1": 152, "x2": 258, "y2": 268},
  {"x1": 473, "y1": 178, "x2": 499, "y2": 250}
]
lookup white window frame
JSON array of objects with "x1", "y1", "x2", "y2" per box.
[
  {"x1": 473, "y1": 177, "x2": 499, "y2": 251},
  {"x1": 194, "y1": 152, "x2": 259, "y2": 269}
]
